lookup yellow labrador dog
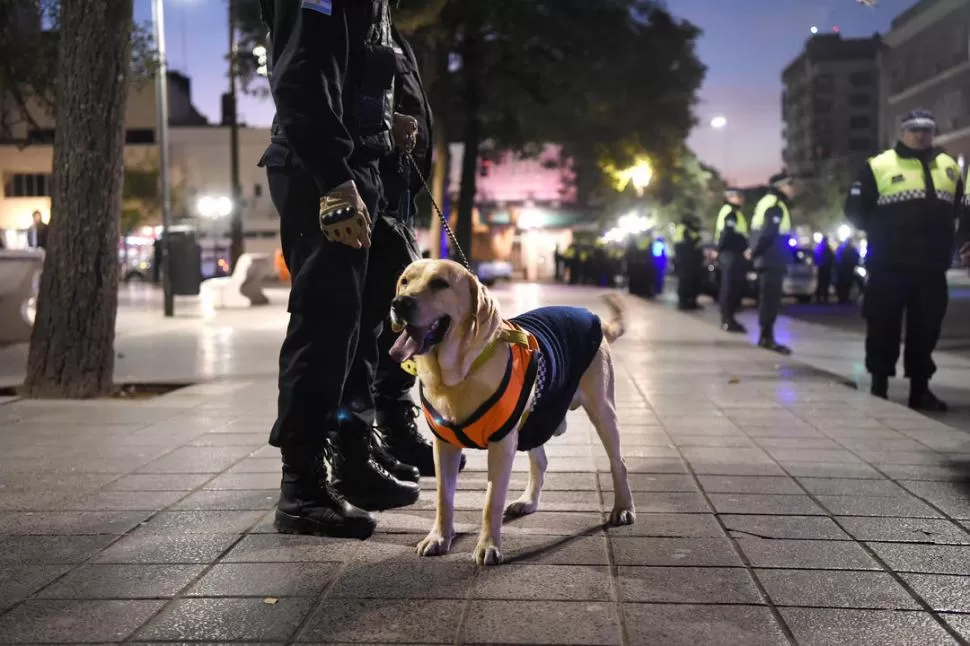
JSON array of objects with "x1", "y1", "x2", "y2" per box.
[{"x1": 388, "y1": 259, "x2": 636, "y2": 566}]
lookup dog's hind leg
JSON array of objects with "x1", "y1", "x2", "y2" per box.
[
  {"x1": 579, "y1": 344, "x2": 636, "y2": 526},
  {"x1": 505, "y1": 445, "x2": 548, "y2": 518}
]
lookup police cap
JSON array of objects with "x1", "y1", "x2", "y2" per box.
[
  {"x1": 724, "y1": 187, "x2": 743, "y2": 199},
  {"x1": 901, "y1": 109, "x2": 936, "y2": 131}
]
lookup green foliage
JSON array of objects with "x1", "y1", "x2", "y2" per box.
[
  {"x1": 0, "y1": 0, "x2": 156, "y2": 142},
  {"x1": 796, "y1": 158, "x2": 857, "y2": 232}
]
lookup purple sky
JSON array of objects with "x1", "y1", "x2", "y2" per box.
[{"x1": 135, "y1": 0, "x2": 912, "y2": 186}]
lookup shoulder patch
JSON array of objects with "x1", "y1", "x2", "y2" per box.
[
  {"x1": 302, "y1": 0, "x2": 333, "y2": 15},
  {"x1": 890, "y1": 174, "x2": 904, "y2": 184}
]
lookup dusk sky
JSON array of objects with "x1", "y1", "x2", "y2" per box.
[{"x1": 134, "y1": 0, "x2": 915, "y2": 186}]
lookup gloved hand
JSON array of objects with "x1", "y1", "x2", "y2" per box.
[
  {"x1": 319, "y1": 180, "x2": 372, "y2": 249},
  {"x1": 392, "y1": 112, "x2": 418, "y2": 153}
]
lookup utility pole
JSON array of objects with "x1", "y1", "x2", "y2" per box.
[
  {"x1": 228, "y1": 0, "x2": 244, "y2": 269},
  {"x1": 151, "y1": 0, "x2": 174, "y2": 317}
]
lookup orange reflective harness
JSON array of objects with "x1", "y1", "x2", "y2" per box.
[{"x1": 412, "y1": 322, "x2": 539, "y2": 449}]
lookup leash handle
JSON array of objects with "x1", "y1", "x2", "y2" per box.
[{"x1": 404, "y1": 152, "x2": 471, "y2": 270}]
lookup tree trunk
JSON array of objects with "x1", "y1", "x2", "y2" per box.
[
  {"x1": 427, "y1": 134, "x2": 448, "y2": 259},
  {"x1": 454, "y1": 21, "x2": 482, "y2": 263},
  {"x1": 22, "y1": 0, "x2": 133, "y2": 398}
]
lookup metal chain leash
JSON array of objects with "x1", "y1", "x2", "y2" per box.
[{"x1": 403, "y1": 152, "x2": 471, "y2": 270}]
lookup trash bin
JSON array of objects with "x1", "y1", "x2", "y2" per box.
[{"x1": 164, "y1": 229, "x2": 202, "y2": 296}]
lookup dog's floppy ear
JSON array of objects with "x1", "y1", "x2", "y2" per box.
[{"x1": 467, "y1": 276, "x2": 497, "y2": 341}]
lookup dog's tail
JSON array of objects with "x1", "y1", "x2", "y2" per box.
[{"x1": 601, "y1": 293, "x2": 626, "y2": 344}]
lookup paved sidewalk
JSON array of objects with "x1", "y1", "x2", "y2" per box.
[{"x1": 1, "y1": 284, "x2": 970, "y2": 644}]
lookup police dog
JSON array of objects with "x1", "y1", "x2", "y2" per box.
[{"x1": 388, "y1": 259, "x2": 636, "y2": 566}]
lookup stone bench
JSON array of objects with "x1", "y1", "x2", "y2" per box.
[
  {"x1": 199, "y1": 252, "x2": 272, "y2": 308},
  {"x1": 0, "y1": 249, "x2": 44, "y2": 344}
]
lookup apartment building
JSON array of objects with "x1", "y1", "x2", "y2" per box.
[
  {"x1": 782, "y1": 32, "x2": 883, "y2": 178},
  {"x1": 878, "y1": 0, "x2": 970, "y2": 159},
  {"x1": 0, "y1": 72, "x2": 279, "y2": 253}
]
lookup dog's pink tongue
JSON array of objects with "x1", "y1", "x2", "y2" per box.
[{"x1": 389, "y1": 330, "x2": 421, "y2": 362}]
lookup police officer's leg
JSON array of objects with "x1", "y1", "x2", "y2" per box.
[
  {"x1": 904, "y1": 271, "x2": 948, "y2": 411},
  {"x1": 333, "y1": 208, "x2": 422, "y2": 509},
  {"x1": 263, "y1": 145, "x2": 375, "y2": 538},
  {"x1": 862, "y1": 268, "x2": 905, "y2": 398},
  {"x1": 719, "y1": 254, "x2": 745, "y2": 332},
  {"x1": 757, "y1": 267, "x2": 790, "y2": 354}
]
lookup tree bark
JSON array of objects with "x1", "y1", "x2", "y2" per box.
[
  {"x1": 454, "y1": 20, "x2": 482, "y2": 263},
  {"x1": 22, "y1": 0, "x2": 133, "y2": 398}
]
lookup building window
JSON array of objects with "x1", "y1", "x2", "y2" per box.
[
  {"x1": 849, "y1": 71, "x2": 872, "y2": 87},
  {"x1": 3, "y1": 173, "x2": 52, "y2": 198},
  {"x1": 849, "y1": 116, "x2": 871, "y2": 130},
  {"x1": 125, "y1": 129, "x2": 155, "y2": 145},
  {"x1": 849, "y1": 138, "x2": 871, "y2": 152},
  {"x1": 848, "y1": 94, "x2": 871, "y2": 107}
]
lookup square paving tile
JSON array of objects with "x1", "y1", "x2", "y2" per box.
[
  {"x1": 187, "y1": 562, "x2": 339, "y2": 597},
  {"x1": 622, "y1": 604, "x2": 787, "y2": 646},
  {"x1": 137, "y1": 446, "x2": 255, "y2": 474},
  {"x1": 461, "y1": 600, "x2": 620, "y2": 645},
  {"x1": 780, "y1": 608, "x2": 956, "y2": 646},
  {"x1": 35, "y1": 563, "x2": 205, "y2": 599},
  {"x1": 103, "y1": 473, "x2": 214, "y2": 491},
  {"x1": 629, "y1": 491, "x2": 712, "y2": 513},
  {"x1": 138, "y1": 597, "x2": 315, "y2": 642},
  {"x1": 329, "y1": 560, "x2": 477, "y2": 599},
  {"x1": 618, "y1": 566, "x2": 762, "y2": 604},
  {"x1": 170, "y1": 489, "x2": 278, "y2": 511},
  {"x1": 599, "y1": 473, "x2": 698, "y2": 492},
  {"x1": 0, "y1": 535, "x2": 116, "y2": 564},
  {"x1": 901, "y1": 573, "x2": 970, "y2": 613},
  {"x1": 203, "y1": 472, "x2": 280, "y2": 490},
  {"x1": 867, "y1": 543, "x2": 970, "y2": 575},
  {"x1": 499, "y1": 533, "x2": 611, "y2": 565},
  {"x1": 473, "y1": 564, "x2": 613, "y2": 601},
  {"x1": 297, "y1": 598, "x2": 465, "y2": 643},
  {"x1": 487, "y1": 511, "x2": 606, "y2": 536},
  {"x1": 836, "y1": 517, "x2": 970, "y2": 545},
  {"x1": 708, "y1": 493, "x2": 826, "y2": 515},
  {"x1": 756, "y1": 569, "x2": 919, "y2": 609},
  {"x1": 137, "y1": 510, "x2": 265, "y2": 534},
  {"x1": 737, "y1": 538, "x2": 881, "y2": 570},
  {"x1": 223, "y1": 533, "x2": 362, "y2": 563},
  {"x1": 688, "y1": 461, "x2": 788, "y2": 477},
  {"x1": 93, "y1": 531, "x2": 239, "y2": 564},
  {"x1": 781, "y1": 462, "x2": 885, "y2": 479},
  {"x1": 609, "y1": 512, "x2": 725, "y2": 538},
  {"x1": 0, "y1": 511, "x2": 150, "y2": 535},
  {"x1": 0, "y1": 599, "x2": 165, "y2": 643},
  {"x1": 722, "y1": 515, "x2": 850, "y2": 540},
  {"x1": 0, "y1": 564, "x2": 72, "y2": 610},
  {"x1": 62, "y1": 490, "x2": 188, "y2": 511},
  {"x1": 816, "y1": 495, "x2": 943, "y2": 518},
  {"x1": 943, "y1": 613, "x2": 970, "y2": 641},
  {"x1": 797, "y1": 477, "x2": 908, "y2": 497},
  {"x1": 697, "y1": 475, "x2": 802, "y2": 495},
  {"x1": 610, "y1": 537, "x2": 742, "y2": 567}
]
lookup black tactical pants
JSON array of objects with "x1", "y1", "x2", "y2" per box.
[
  {"x1": 757, "y1": 266, "x2": 785, "y2": 337},
  {"x1": 863, "y1": 267, "x2": 948, "y2": 380},
  {"x1": 718, "y1": 251, "x2": 745, "y2": 322},
  {"x1": 262, "y1": 142, "x2": 389, "y2": 449}
]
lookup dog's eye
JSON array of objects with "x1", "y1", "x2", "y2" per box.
[
  {"x1": 400, "y1": 278, "x2": 409, "y2": 287},
  {"x1": 429, "y1": 278, "x2": 449, "y2": 290}
]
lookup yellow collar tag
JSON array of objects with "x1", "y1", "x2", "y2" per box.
[
  {"x1": 400, "y1": 359, "x2": 418, "y2": 376},
  {"x1": 397, "y1": 327, "x2": 531, "y2": 378}
]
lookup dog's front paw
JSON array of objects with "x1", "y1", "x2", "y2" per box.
[
  {"x1": 473, "y1": 538, "x2": 503, "y2": 566},
  {"x1": 609, "y1": 506, "x2": 636, "y2": 526},
  {"x1": 416, "y1": 530, "x2": 453, "y2": 557}
]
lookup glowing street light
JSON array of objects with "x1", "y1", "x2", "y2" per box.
[
  {"x1": 810, "y1": 25, "x2": 819, "y2": 34},
  {"x1": 253, "y1": 44, "x2": 268, "y2": 77},
  {"x1": 710, "y1": 115, "x2": 727, "y2": 129},
  {"x1": 837, "y1": 224, "x2": 853, "y2": 242},
  {"x1": 197, "y1": 195, "x2": 233, "y2": 219}
]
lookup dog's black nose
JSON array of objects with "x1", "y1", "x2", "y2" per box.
[{"x1": 391, "y1": 295, "x2": 417, "y2": 320}]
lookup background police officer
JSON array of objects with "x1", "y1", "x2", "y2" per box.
[
  {"x1": 259, "y1": 0, "x2": 418, "y2": 540},
  {"x1": 714, "y1": 188, "x2": 748, "y2": 332},
  {"x1": 749, "y1": 171, "x2": 796, "y2": 355},
  {"x1": 673, "y1": 213, "x2": 703, "y2": 310},
  {"x1": 844, "y1": 109, "x2": 964, "y2": 411}
]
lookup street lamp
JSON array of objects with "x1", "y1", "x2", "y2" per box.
[
  {"x1": 711, "y1": 115, "x2": 730, "y2": 184},
  {"x1": 710, "y1": 116, "x2": 727, "y2": 129},
  {"x1": 151, "y1": 0, "x2": 174, "y2": 317},
  {"x1": 196, "y1": 195, "x2": 233, "y2": 219}
]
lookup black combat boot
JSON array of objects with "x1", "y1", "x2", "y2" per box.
[
  {"x1": 274, "y1": 442, "x2": 376, "y2": 539},
  {"x1": 909, "y1": 378, "x2": 948, "y2": 412},
  {"x1": 721, "y1": 319, "x2": 746, "y2": 334},
  {"x1": 758, "y1": 332, "x2": 792, "y2": 356},
  {"x1": 375, "y1": 401, "x2": 466, "y2": 477},
  {"x1": 371, "y1": 431, "x2": 420, "y2": 483},
  {"x1": 870, "y1": 374, "x2": 889, "y2": 399},
  {"x1": 331, "y1": 423, "x2": 420, "y2": 511}
]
